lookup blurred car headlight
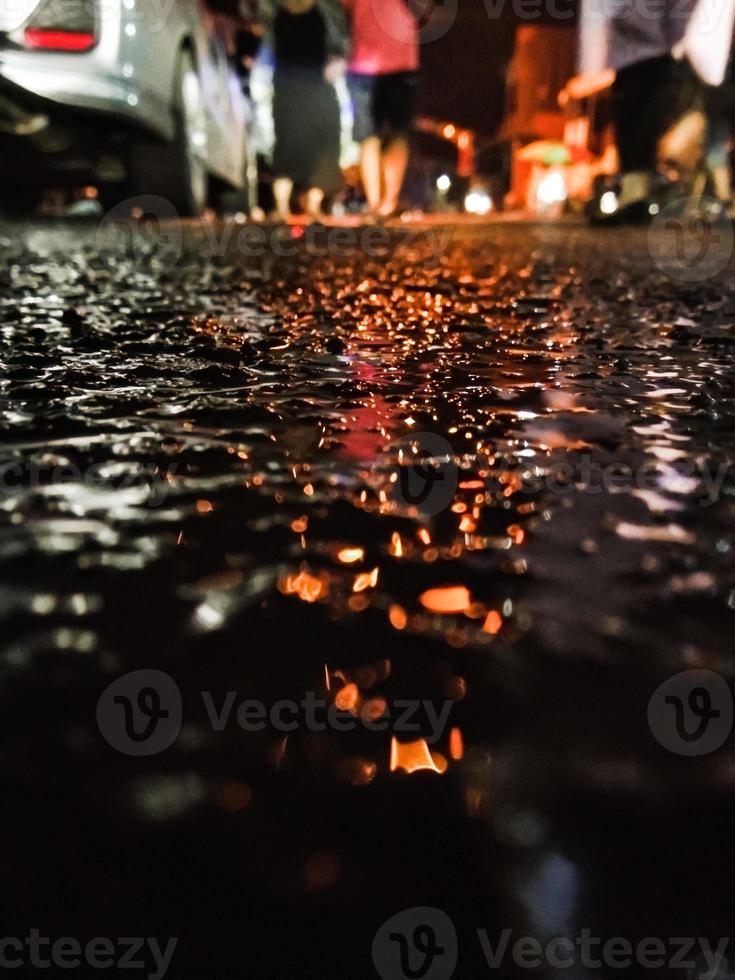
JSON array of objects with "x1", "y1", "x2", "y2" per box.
[
  {"x1": 464, "y1": 188, "x2": 492, "y2": 216},
  {"x1": 599, "y1": 190, "x2": 619, "y2": 215},
  {"x1": 536, "y1": 170, "x2": 568, "y2": 208}
]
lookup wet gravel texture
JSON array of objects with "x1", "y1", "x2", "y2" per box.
[{"x1": 1, "y1": 218, "x2": 734, "y2": 978}]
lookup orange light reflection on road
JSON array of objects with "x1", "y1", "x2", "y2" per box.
[
  {"x1": 390, "y1": 737, "x2": 448, "y2": 775},
  {"x1": 449, "y1": 728, "x2": 464, "y2": 760},
  {"x1": 338, "y1": 547, "x2": 364, "y2": 565},
  {"x1": 483, "y1": 610, "x2": 503, "y2": 634},
  {"x1": 419, "y1": 585, "x2": 471, "y2": 614},
  {"x1": 389, "y1": 532, "x2": 405, "y2": 557},
  {"x1": 279, "y1": 570, "x2": 329, "y2": 603},
  {"x1": 389, "y1": 604, "x2": 407, "y2": 630},
  {"x1": 353, "y1": 567, "x2": 379, "y2": 592},
  {"x1": 335, "y1": 683, "x2": 359, "y2": 712}
]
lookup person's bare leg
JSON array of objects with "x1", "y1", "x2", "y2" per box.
[
  {"x1": 360, "y1": 136, "x2": 382, "y2": 213},
  {"x1": 712, "y1": 165, "x2": 733, "y2": 204},
  {"x1": 378, "y1": 135, "x2": 409, "y2": 217},
  {"x1": 273, "y1": 177, "x2": 293, "y2": 221},
  {"x1": 305, "y1": 187, "x2": 325, "y2": 220}
]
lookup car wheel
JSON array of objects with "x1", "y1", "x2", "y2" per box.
[
  {"x1": 211, "y1": 147, "x2": 257, "y2": 216},
  {"x1": 128, "y1": 48, "x2": 208, "y2": 217}
]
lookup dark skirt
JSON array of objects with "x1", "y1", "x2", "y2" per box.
[{"x1": 273, "y1": 67, "x2": 342, "y2": 193}]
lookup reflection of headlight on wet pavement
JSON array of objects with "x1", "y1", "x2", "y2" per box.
[{"x1": 464, "y1": 190, "x2": 492, "y2": 215}]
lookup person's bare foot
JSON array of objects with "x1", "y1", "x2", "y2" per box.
[
  {"x1": 304, "y1": 188, "x2": 325, "y2": 221},
  {"x1": 273, "y1": 177, "x2": 294, "y2": 224},
  {"x1": 375, "y1": 201, "x2": 400, "y2": 221}
]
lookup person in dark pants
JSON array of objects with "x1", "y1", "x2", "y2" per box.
[
  {"x1": 581, "y1": 0, "x2": 707, "y2": 222},
  {"x1": 612, "y1": 54, "x2": 701, "y2": 205},
  {"x1": 271, "y1": 0, "x2": 347, "y2": 221},
  {"x1": 343, "y1": 0, "x2": 419, "y2": 219}
]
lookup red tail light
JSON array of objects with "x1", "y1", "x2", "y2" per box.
[
  {"x1": 24, "y1": 0, "x2": 97, "y2": 52},
  {"x1": 24, "y1": 29, "x2": 96, "y2": 51}
]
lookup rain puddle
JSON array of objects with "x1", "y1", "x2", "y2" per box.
[{"x1": 1, "y1": 220, "x2": 733, "y2": 976}]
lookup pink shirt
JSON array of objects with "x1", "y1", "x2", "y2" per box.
[{"x1": 347, "y1": 0, "x2": 419, "y2": 75}]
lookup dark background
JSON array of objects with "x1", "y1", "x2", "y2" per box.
[{"x1": 419, "y1": 1, "x2": 518, "y2": 133}]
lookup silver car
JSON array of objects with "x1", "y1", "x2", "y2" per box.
[{"x1": 0, "y1": 0, "x2": 253, "y2": 214}]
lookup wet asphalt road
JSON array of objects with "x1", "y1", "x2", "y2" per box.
[{"x1": 1, "y1": 216, "x2": 734, "y2": 979}]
